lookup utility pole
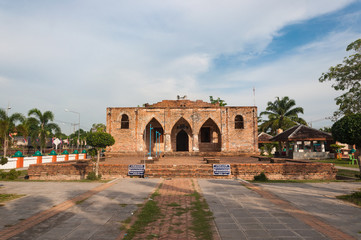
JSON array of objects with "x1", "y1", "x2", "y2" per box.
[{"x1": 3, "y1": 104, "x2": 11, "y2": 158}]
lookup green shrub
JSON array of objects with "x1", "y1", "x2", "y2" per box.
[
  {"x1": 0, "y1": 169, "x2": 22, "y2": 180},
  {"x1": 0, "y1": 157, "x2": 8, "y2": 165},
  {"x1": 254, "y1": 172, "x2": 269, "y2": 181},
  {"x1": 7, "y1": 169, "x2": 20, "y2": 180},
  {"x1": 0, "y1": 170, "x2": 6, "y2": 179},
  {"x1": 86, "y1": 171, "x2": 101, "y2": 180}
]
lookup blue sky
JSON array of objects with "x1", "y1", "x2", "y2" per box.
[{"x1": 0, "y1": 0, "x2": 360, "y2": 134}]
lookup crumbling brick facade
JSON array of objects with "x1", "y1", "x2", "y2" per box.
[{"x1": 106, "y1": 99, "x2": 258, "y2": 155}]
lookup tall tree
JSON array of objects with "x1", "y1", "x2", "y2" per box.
[
  {"x1": 331, "y1": 113, "x2": 361, "y2": 173},
  {"x1": 260, "y1": 96, "x2": 306, "y2": 135},
  {"x1": 91, "y1": 123, "x2": 106, "y2": 133},
  {"x1": 28, "y1": 108, "x2": 60, "y2": 152},
  {"x1": 0, "y1": 109, "x2": 25, "y2": 157},
  {"x1": 69, "y1": 129, "x2": 87, "y2": 148},
  {"x1": 16, "y1": 117, "x2": 34, "y2": 153},
  {"x1": 319, "y1": 39, "x2": 361, "y2": 117},
  {"x1": 209, "y1": 96, "x2": 227, "y2": 106}
]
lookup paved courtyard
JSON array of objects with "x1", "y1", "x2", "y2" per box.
[{"x1": 0, "y1": 179, "x2": 360, "y2": 239}]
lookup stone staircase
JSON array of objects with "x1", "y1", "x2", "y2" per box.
[{"x1": 144, "y1": 164, "x2": 225, "y2": 178}]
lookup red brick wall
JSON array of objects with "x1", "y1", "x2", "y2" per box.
[
  {"x1": 28, "y1": 162, "x2": 336, "y2": 180},
  {"x1": 107, "y1": 100, "x2": 258, "y2": 155}
]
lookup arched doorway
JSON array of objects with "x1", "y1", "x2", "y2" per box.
[
  {"x1": 143, "y1": 118, "x2": 164, "y2": 154},
  {"x1": 198, "y1": 118, "x2": 221, "y2": 152},
  {"x1": 171, "y1": 117, "x2": 192, "y2": 152},
  {"x1": 176, "y1": 130, "x2": 189, "y2": 151}
]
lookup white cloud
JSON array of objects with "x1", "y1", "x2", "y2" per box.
[{"x1": 0, "y1": 0, "x2": 358, "y2": 133}]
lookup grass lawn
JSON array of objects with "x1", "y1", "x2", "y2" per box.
[
  {"x1": 336, "y1": 169, "x2": 361, "y2": 179},
  {"x1": 123, "y1": 189, "x2": 161, "y2": 240},
  {"x1": 0, "y1": 194, "x2": 25, "y2": 204},
  {"x1": 189, "y1": 191, "x2": 213, "y2": 240},
  {"x1": 311, "y1": 159, "x2": 359, "y2": 168},
  {"x1": 337, "y1": 191, "x2": 361, "y2": 207}
]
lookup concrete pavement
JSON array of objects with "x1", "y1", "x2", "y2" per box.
[
  {"x1": 1, "y1": 179, "x2": 361, "y2": 239},
  {"x1": 258, "y1": 182, "x2": 361, "y2": 239},
  {"x1": 198, "y1": 179, "x2": 361, "y2": 240},
  {"x1": 0, "y1": 179, "x2": 160, "y2": 240}
]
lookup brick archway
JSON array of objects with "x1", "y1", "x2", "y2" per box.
[
  {"x1": 198, "y1": 118, "x2": 221, "y2": 152},
  {"x1": 171, "y1": 117, "x2": 192, "y2": 152},
  {"x1": 176, "y1": 130, "x2": 189, "y2": 151},
  {"x1": 143, "y1": 118, "x2": 164, "y2": 154}
]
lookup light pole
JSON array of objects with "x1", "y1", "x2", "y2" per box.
[
  {"x1": 2, "y1": 105, "x2": 11, "y2": 158},
  {"x1": 65, "y1": 109, "x2": 80, "y2": 150}
]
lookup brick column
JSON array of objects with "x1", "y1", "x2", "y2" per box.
[
  {"x1": 165, "y1": 133, "x2": 171, "y2": 152},
  {"x1": 36, "y1": 156, "x2": 42, "y2": 164},
  {"x1": 192, "y1": 134, "x2": 199, "y2": 152}
]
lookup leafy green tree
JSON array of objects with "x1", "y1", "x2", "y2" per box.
[
  {"x1": 331, "y1": 113, "x2": 361, "y2": 172},
  {"x1": 319, "y1": 127, "x2": 332, "y2": 133},
  {"x1": 69, "y1": 129, "x2": 87, "y2": 148},
  {"x1": 209, "y1": 96, "x2": 227, "y2": 106},
  {"x1": 86, "y1": 132, "x2": 115, "y2": 177},
  {"x1": 0, "y1": 109, "x2": 25, "y2": 157},
  {"x1": 260, "y1": 96, "x2": 307, "y2": 135},
  {"x1": 91, "y1": 123, "x2": 106, "y2": 133},
  {"x1": 319, "y1": 39, "x2": 361, "y2": 117},
  {"x1": 28, "y1": 108, "x2": 60, "y2": 153}
]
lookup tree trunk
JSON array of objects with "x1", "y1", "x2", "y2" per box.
[
  {"x1": 95, "y1": 149, "x2": 100, "y2": 177},
  {"x1": 3, "y1": 136, "x2": 7, "y2": 158}
]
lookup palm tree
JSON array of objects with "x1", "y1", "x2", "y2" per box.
[
  {"x1": 0, "y1": 109, "x2": 25, "y2": 157},
  {"x1": 260, "y1": 96, "x2": 307, "y2": 135},
  {"x1": 28, "y1": 108, "x2": 60, "y2": 153},
  {"x1": 16, "y1": 117, "x2": 35, "y2": 154}
]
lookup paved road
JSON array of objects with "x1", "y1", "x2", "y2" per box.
[
  {"x1": 198, "y1": 179, "x2": 361, "y2": 240},
  {"x1": 1, "y1": 179, "x2": 361, "y2": 239},
  {"x1": 0, "y1": 179, "x2": 160, "y2": 240},
  {"x1": 258, "y1": 182, "x2": 361, "y2": 239}
]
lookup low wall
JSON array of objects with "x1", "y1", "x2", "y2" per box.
[
  {"x1": 28, "y1": 162, "x2": 337, "y2": 180},
  {"x1": 292, "y1": 152, "x2": 334, "y2": 160},
  {"x1": 106, "y1": 151, "x2": 256, "y2": 158},
  {"x1": 0, "y1": 153, "x2": 86, "y2": 170}
]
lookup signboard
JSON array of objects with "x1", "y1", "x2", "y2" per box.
[
  {"x1": 128, "y1": 164, "x2": 145, "y2": 176},
  {"x1": 53, "y1": 138, "x2": 62, "y2": 149},
  {"x1": 213, "y1": 164, "x2": 231, "y2": 176}
]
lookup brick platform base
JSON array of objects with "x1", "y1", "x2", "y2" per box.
[{"x1": 28, "y1": 162, "x2": 337, "y2": 180}]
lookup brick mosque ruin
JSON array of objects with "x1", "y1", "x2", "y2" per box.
[
  {"x1": 106, "y1": 98, "x2": 258, "y2": 156},
  {"x1": 27, "y1": 98, "x2": 337, "y2": 180}
]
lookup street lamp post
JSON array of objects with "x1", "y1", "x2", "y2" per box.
[
  {"x1": 2, "y1": 105, "x2": 11, "y2": 158},
  {"x1": 65, "y1": 109, "x2": 80, "y2": 150}
]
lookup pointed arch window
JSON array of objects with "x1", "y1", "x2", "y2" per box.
[
  {"x1": 235, "y1": 115, "x2": 244, "y2": 129},
  {"x1": 121, "y1": 114, "x2": 129, "y2": 129}
]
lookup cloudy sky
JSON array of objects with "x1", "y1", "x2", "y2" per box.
[{"x1": 1, "y1": 0, "x2": 361, "y2": 134}]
